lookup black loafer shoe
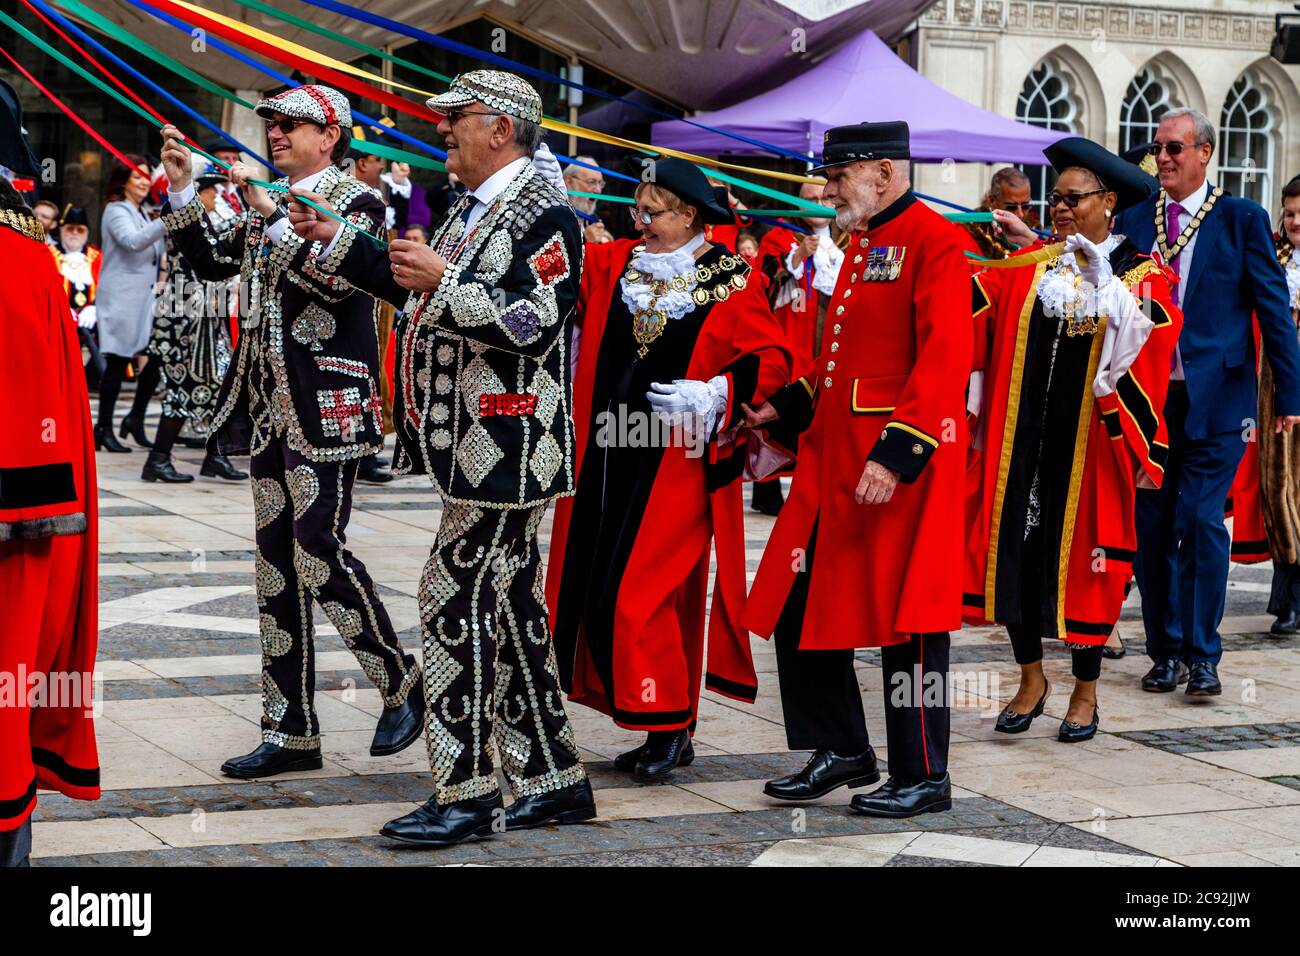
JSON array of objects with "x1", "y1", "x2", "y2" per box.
[
  {"x1": 1141, "y1": 658, "x2": 1189, "y2": 692},
  {"x1": 850, "y1": 773, "x2": 952, "y2": 818},
  {"x1": 370, "y1": 683, "x2": 426, "y2": 756},
  {"x1": 633, "y1": 730, "x2": 695, "y2": 781},
  {"x1": 1185, "y1": 661, "x2": 1222, "y2": 696},
  {"x1": 357, "y1": 459, "x2": 394, "y2": 484},
  {"x1": 763, "y1": 747, "x2": 880, "y2": 801},
  {"x1": 381, "y1": 792, "x2": 503, "y2": 847},
  {"x1": 220, "y1": 742, "x2": 323, "y2": 779},
  {"x1": 504, "y1": 779, "x2": 597, "y2": 830},
  {"x1": 200, "y1": 450, "x2": 249, "y2": 481},
  {"x1": 613, "y1": 737, "x2": 650, "y2": 772},
  {"x1": 1058, "y1": 706, "x2": 1099, "y2": 742},
  {"x1": 994, "y1": 680, "x2": 1050, "y2": 734},
  {"x1": 1271, "y1": 611, "x2": 1300, "y2": 636}
]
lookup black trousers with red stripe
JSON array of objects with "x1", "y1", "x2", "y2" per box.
[{"x1": 774, "y1": 528, "x2": 950, "y2": 779}]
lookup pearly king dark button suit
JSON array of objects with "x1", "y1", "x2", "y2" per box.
[
  {"x1": 163, "y1": 159, "x2": 417, "y2": 752},
  {"x1": 313, "y1": 159, "x2": 588, "y2": 804}
]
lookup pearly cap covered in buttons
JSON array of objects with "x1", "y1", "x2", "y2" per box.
[
  {"x1": 255, "y1": 85, "x2": 352, "y2": 128},
  {"x1": 427, "y1": 70, "x2": 543, "y2": 125}
]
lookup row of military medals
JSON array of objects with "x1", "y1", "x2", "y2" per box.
[{"x1": 626, "y1": 251, "x2": 747, "y2": 358}]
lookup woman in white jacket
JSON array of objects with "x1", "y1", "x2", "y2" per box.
[{"x1": 95, "y1": 155, "x2": 165, "y2": 452}]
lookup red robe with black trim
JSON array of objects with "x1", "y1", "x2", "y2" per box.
[
  {"x1": 0, "y1": 216, "x2": 100, "y2": 830},
  {"x1": 1226, "y1": 319, "x2": 1270, "y2": 563},
  {"x1": 963, "y1": 241, "x2": 1181, "y2": 644},
  {"x1": 545, "y1": 238, "x2": 791, "y2": 730},
  {"x1": 48, "y1": 244, "x2": 101, "y2": 318},
  {"x1": 757, "y1": 223, "x2": 821, "y2": 374},
  {"x1": 744, "y1": 193, "x2": 972, "y2": 650}
]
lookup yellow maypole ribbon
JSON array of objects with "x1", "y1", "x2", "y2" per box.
[{"x1": 170, "y1": 0, "x2": 823, "y2": 186}]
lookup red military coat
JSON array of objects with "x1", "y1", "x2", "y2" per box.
[
  {"x1": 757, "y1": 223, "x2": 821, "y2": 373},
  {"x1": 743, "y1": 193, "x2": 972, "y2": 650}
]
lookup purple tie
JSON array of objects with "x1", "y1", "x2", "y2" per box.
[{"x1": 1167, "y1": 202, "x2": 1185, "y2": 307}]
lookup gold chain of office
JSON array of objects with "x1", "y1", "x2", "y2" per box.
[
  {"x1": 1154, "y1": 186, "x2": 1222, "y2": 262},
  {"x1": 625, "y1": 251, "x2": 749, "y2": 358}
]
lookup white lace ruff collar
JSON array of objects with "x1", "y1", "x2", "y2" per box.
[
  {"x1": 1037, "y1": 232, "x2": 1123, "y2": 318},
  {"x1": 620, "y1": 233, "x2": 708, "y2": 322}
]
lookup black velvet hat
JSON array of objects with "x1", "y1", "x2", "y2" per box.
[
  {"x1": 194, "y1": 163, "x2": 229, "y2": 190},
  {"x1": 811, "y1": 121, "x2": 910, "y2": 174},
  {"x1": 645, "y1": 157, "x2": 733, "y2": 225},
  {"x1": 1044, "y1": 136, "x2": 1158, "y2": 212},
  {"x1": 0, "y1": 78, "x2": 40, "y2": 177},
  {"x1": 59, "y1": 204, "x2": 90, "y2": 227}
]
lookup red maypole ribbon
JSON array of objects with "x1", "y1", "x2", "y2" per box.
[
  {"x1": 0, "y1": 42, "x2": 139, "y2": 172},
  {"x1": 144, "y1": 0, "x2": 442, "y2": 126}
]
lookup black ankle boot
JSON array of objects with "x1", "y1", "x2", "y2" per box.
[
  {"x1": 94, "y1": 423, "x2": 131, "y2": 453},
  {"x1": 142, "y1": 451, "x2": 194, "y2": 483},
  {"x1": 120, "y1": 413, "x2": 153, "y2": 448},
  {"x1": 200, "y1": 449, "x2": 249, "y2": 481}
]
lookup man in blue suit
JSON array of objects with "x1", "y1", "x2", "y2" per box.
[{"x1": 1119, "y1": 107, "x2": 1300, "y2": 696}]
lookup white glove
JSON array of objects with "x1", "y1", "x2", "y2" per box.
[
  {"x1": 76, "y1": 304, "x2": 97, "y2": 330},
  {"x1": 1092, "y1": 279, "x2": 1154, "y2": 398},
  {"x1": 646, "y1": 375, "x2": 729, "y2": 439},
  {"x1": 533, "y1": 143, "x2": 566, "y2": 193},
  {"x1": 1063, "y1": 232, "x2": 1113, "y2": 289},
  {"x1": 966, "y1": 369, "x2": 984, "y2": 420}
]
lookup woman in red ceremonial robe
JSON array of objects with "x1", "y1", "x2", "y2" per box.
[
  {"x1": 965, "y1": 138, "x2": 1181, "y2": 742},
  {"x1": 0, "y1": 167, "x2": 101, "y2": 867},
  {"x1": 545, "y1": 159, "x2": 791, "y2": 780}
]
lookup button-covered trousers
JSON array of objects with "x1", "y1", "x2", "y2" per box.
[
  {"x1": 251, "y1": 437, "x2": 417, "y2": 749},
  {"x1": 418, "y1": 502, "x2": 586, "y2": 805}
]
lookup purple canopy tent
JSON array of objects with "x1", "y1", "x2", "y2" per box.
[{"x1": 651, "y1": 31, "x2": 1065, "y2": 165}]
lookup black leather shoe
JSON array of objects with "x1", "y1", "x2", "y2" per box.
[
  {"x1": 200, "y1": 450, "x2": 249, "y2": 481},
  {"x1": 1271, "y1": 611, "x2": 1300, "y2": 636},
  {"x1": 1141, "y1": 658, "x2": 1189, "y2": 692},
  {"x1": 177, "y1": 434, "x2": 208, "y2": 449},
  {"x1": 505, "y1": 779, "x2": 597, "y2": 830},
  {"x1": 1058, "y1": 705, "x2": 1099, "y2": 742},
  {"x1": 613, "y1": 736, "x2": 650, "y2": 772},
  {"x1": 220, "y1": 742, "x2": 322, "y2": 779},
  {"x1": 119, "y1": 413, "x2": 153, "y2": 448},
  {"x1": 141, "y1": 451, "x2": 194, "y2": 483},
  {"x1": 994, "y1": 680, "x2": 1050, "y2": 734},
  {"x1": 1185, "y1": 661, "x2": 1222, "y2": 696},
  {"x1": 381, "y1": 792, "x2": 503, "y2": 847},
  {"x1": 850, "y1": 773, "x2": 952, "y2": 818},
  {"x1": 633, "y1": 729, "x2": 695, "y2": 782},
  {"x1": 94, "y1": 423, "x2": 131, "y2": 453},
  {"x1": 763, "y1": 747, "x2": 880, "y2": 801},
  {"x1": 1101, "y1": 638, "x2": 1126, "y2": 659},
  {"x1": 749, "y1": 480, "x2": 785, "y2": 516},
  {"x1": 370, "y1": 682, "x2": 426, "y2": 756},
  {"x1": 357, "y1": 457, "x2": 394, "y2": 484}
]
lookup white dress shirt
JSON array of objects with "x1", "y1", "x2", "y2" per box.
[
  {"x1": 462, "y1": 156, "x2": 529, "y2": 231},
  {"x1": 1155, "y1": 177, "x2": 1210, "y2": 380}
]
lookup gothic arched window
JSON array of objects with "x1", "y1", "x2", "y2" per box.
[
  {"x1": 1120, "y1": 67, "x2": 1173, "y2": 155},
  {"x1": 1218, "y1": 73, "x2": 1274, "y2": 204},
  {"x1": 1016, "y1": 61, "x2": 1080, "y2": 225}
]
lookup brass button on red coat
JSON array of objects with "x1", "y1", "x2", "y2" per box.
[
  {"x1": 833, "y1": 324, "x2": 842, "y2": 334},
  {"x1": 825, "y1": 377, "x2": 834, "y2": 388},
  {"x1": 830, "y1": 342, "x2": 839, "y2": 352},
  {"x1": 826, "y1": 361, "x2": 836, "y2": 372},
  {"x1": 912, "y1": 443, "x2": 924, "y2": 455}
]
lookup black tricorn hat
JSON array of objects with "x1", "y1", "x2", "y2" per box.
[
  {"x1": 811, "y1": 121, "x2": 910, "y2": 174},
  {"x1": 0, "y1": 78, "x2": 40, "y2": 176},
  {"x1": 1044, "y1": 136, "x2": 1158, "y2": 212},
  {"x1": 204, "y1": 140, "x2": 242, "y2": 157},
  {"x1": 644, "y1": 157, "x2": 733, "y2": 225},
  {"x1": 59, "y1": 204, "x2": 90, "y2": 227}
]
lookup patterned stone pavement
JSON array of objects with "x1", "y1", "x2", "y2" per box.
[{"x1": 34, "y1": 400, "x2": 1300, "y2": 867}]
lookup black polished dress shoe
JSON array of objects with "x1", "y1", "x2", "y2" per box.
[
  {"x1": 850, "y1": 773, "x2": 952, "y2": 818},
  {"x1": 200, "y1": 450, "x2": 249, "y2": 480},
  {"x1": 749, "y1": 479, "x2": 785, "y2": 516},
  {"x1": 357, "y1": 457, "x2": 394, "y2": 484},
  {"x1": 1271, "y1": 611, "x2": 1300, "y2": 636},
  {"x1": 1141, "y1": 658, "x2": 1189, "y2": 692},
  {"x1": 763, "y1": 747, "x2": 880, "y2": 801},
  {"x1": 94, "y1": 423, "x2": 131, "y2": 453},
  {"x1": 220, "y1": 742, "x2": 322, "y2": 779},
  {"x1": 1058, "y1": 705, "x2": 1099, "y2": 742},
  {"x1": 1101, "y1": 638, "x2": 1126, "y2": 660},
  {"x1": 504, "y1": 779, "x2": 597, "y2": 830},
  {"x1": 370, "y1": 683, "x2": 426, "y2": 756},
  {"x1": 613, "y1": 737, "x2": 650, "y2": 772},
  {"x1": 1185, "y1": 661, "x2": 1222, "y2": 696},
  {"x1": 177, "y1": 434, "x2": 208, "y2": 449},
  {"x1": 141, "y1": 451, "x2": 194, "y2": 483},
  {"x1": 381, "y1": 792, "x2": 503, "y2": 847},
  {"x1": 633, "y1": 729, "x2": 695, "y2": 782},
  {"x1": 994, "y1": 680, "x2": 1050, "y2": 734},
  {"x1": 119, "y1": 413, "x2": 153, "y2": 448}
]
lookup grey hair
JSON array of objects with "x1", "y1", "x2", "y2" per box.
[
  {"x1": 1160, "y1": 107, "x2": 1216, "y2": 153},
  {"x1": 990, "y1": 166, "x2": 1030, "y2": 193},
  {"x1": 479, "y1": 111, "x2": 543, "y2": 154},
  {"x1": 563, "y1": 156, "x2": 598, "y2": 178}
]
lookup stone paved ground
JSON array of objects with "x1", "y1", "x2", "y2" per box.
[{"x1": 35, "y1": 401, "x2": 1300, "y2": 866}]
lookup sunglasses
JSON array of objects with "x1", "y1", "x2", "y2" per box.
[
  {"x1": 444, "y1": 108, "x2": 501, "y2": 125},
  {"x1": 264, "y1": 117, "x2": 322, "y2": 136},
  {"x1": 629, "y1": 207, "x2": 674, "y2": 226},
  {"x1": 1001, "y1": 201, "x2": 1033, "y2": 213},
  {"x1": 1147, "y1": 141, "x2": 1206, "y2": 157},
  {"x1": 1047, "y1": 188, "x2": 1107, "y2": 209}
]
